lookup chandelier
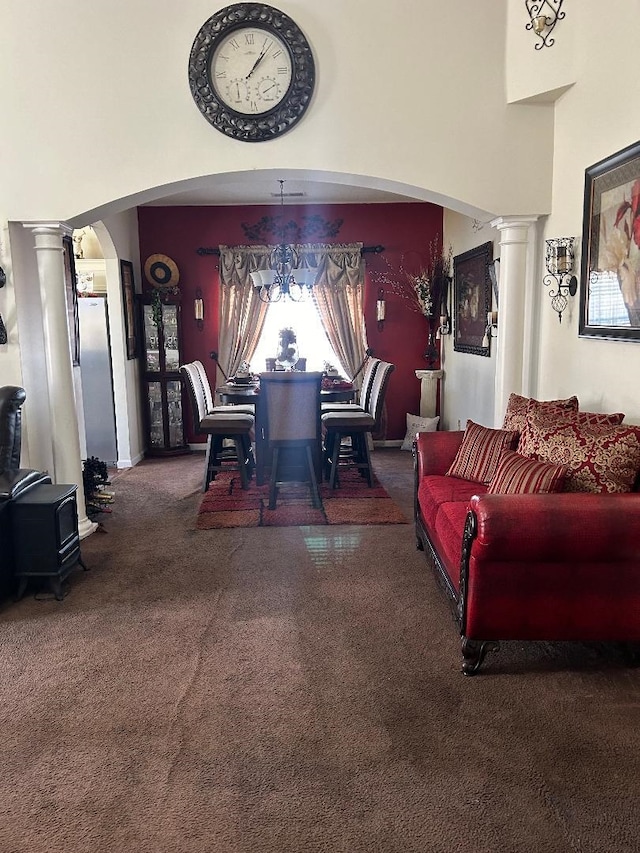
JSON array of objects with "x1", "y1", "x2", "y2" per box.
[{"x1": 251, "y1": 180, "x2": 317, "y2": 303}]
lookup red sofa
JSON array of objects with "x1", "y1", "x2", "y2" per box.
[{"x1": 414, "y1": 420, "x2": 640, "y2": 675}]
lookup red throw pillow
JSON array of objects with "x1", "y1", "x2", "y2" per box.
[
  {"x1": 487, "y1": 450, "x2": 567, "y2": 495},
  {"x1": 446, "y1": 420, "x2": 519, "y2": 485},
  {"x1": 520, "y1": 419, "x2": 640, "y2": 493},
  {"x1": 502, "y1": 393, "x2": 579, "y2": 433},
  {"x1": 518, "y1": 408, "x2": 626, "y2": 459}
]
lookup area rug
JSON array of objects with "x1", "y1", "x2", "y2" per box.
[{"x1": 196, "y1": 468, "x2": 408, "y2": 528}]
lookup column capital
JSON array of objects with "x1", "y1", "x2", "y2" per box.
[
  {"x1": 415, "y1": 369, "x2": 443, "y2": 380},
  {"x1": 22, "y1": 221, "x2": 73, "y2": 244},
  {"x1": 490, "y1": 216, "x2": 540, "y2": 243}
]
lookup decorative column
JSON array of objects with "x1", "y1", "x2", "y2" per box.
[
  {"x1": 490, "y1": 216, "x2": 540, "y2": 426},
  {"x1": 25, "y1": 223, "x2": 97, "y2": 539},
  {"x1": 415, "y1": 369, "x2": 443, "y2": 418}
]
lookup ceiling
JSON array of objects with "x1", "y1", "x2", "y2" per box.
[{"x1": 140, "y1": 174, "x2": 423, "y2": 208}]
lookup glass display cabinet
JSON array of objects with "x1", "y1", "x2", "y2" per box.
[{"x1": 140, "y1": 300, "x2": 190, "y2": 456}]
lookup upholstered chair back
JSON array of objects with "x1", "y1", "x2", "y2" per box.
[
  {"x1": 358, "y1": 357, "x2": 381, "y2": 411},
  {"x1": 0, "y1": 385, "x2": 26, "y2": 471},
  {"x1": 366, "y1": 361, "x2": 395, "y2": 429},
  {"x1": 180, "y1": 363, "x2": 208, "y2": 432},
  {"x1": 191, "y1": 360, "x2": 215, "y2": 412},
  {"x1": 260, "y1": 371, "x2": 323, "y2": 444}
]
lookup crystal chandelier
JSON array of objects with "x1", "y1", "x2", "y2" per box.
[{"x1": 251, "y1": 180, "x2": 317, "y2": 303}]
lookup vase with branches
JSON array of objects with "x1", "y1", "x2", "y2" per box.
[{"x1": 380, "y1": 239, "x2": 453, "y2": 365}]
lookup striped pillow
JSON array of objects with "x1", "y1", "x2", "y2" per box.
[
  {"x1": 487, "y1": 450, "x2": 567, "y2": 495},
  {"x1": 446, "y1": 420, "x2": 519, "y2": 485}
]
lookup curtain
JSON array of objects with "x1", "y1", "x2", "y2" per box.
[
  {"x1": 218, "y1": 241, "x2": 368, "y2": 387},
  {"x1": 300, "y1": 242, "x2": 368, "y2": 383},
  {"x1": 217, "y1": 245, "x2": 271, "y2": 382}
]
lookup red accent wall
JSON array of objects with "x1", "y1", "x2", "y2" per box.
[{"x1": 137, "y1": 201, "x2": 443, "y2": 441}]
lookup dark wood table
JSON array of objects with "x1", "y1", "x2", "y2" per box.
[
  {"x1": 216, "y1": 382, "x2": 356, "y2": 484},
  {"x1": 216, "y1": 383, "x2": 356, "y2": 405}
]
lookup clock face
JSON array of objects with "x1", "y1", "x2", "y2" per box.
[
  {"x1": 211, "y1": 27, "x2": 293, "y2": 116},
  {"x1": 189, "y1": 3, "x2": 315, "y2": 142}
]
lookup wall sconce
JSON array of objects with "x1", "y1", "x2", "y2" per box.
[
  {"x1": 194, "y1": 287, "x2": 204, "y2": 331},
  {"x1": 543, "y1": 237, "x2": 578, "y2": 323},
  {"x1": 376, "y1": 288, "x2": 386, "y2": 332},
  {"x1": 482, "y1": 311, "x2": 498, "y2": 349},
  {"x1": 525, "y1": 0, "x2": 565, "y2": 49},
  {"x1": 436, "y1": 313, "x2": 450, "y2": 339}
]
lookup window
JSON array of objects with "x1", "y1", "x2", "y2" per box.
[
  {"x1": 250, "y1": 296, "x2": 347, "y2": 375},
  {"x1": 587, "y1": 270, "x2": 631, "y2": 327}
]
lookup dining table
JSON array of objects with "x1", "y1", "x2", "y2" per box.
[{"x1": 216, "y1": 378, "x2": 356, "y2": 485}]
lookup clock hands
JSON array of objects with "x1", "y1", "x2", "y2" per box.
[{"x1": 246, "y1": 39, "x2": 271, "y2": 79}]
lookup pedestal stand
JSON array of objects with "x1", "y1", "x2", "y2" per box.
[{"x1": 415, "y1": 369, "x2": 443, "y2": 418}]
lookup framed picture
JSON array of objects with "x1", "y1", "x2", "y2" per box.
[
  {"x1": 579, "y1": 139, "x2": 640, "y2": 340},
  {"x1": 62, "y1": 235, "x2": 80, "y2": 366},
  {"x1": 120, "y1": 259, "x2": 138, "y2": 359},
  {"x1": 453, "y1": 241, "x2": 493, "y2": 356}
]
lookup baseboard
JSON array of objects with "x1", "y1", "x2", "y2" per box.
[
  {"x1": 373, "y1": 440, "x2": 403, "y2": 448},
  {"x1": 116, "y1": 452, "x2": 142, "y2": 469}
]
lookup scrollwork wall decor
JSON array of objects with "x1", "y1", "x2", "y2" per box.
[
  {"x1": 241, "y1": 213, "x2": 344, "y2": 242},
  {"x1": 525, "y1": 0, "x2": 565, "y2": 49}
]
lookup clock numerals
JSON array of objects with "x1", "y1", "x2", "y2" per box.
[{"x1": 190, "y1": 5, "x2": 315, "y2": 141}]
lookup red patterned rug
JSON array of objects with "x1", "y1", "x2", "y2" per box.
[{"x1": 196, "y1": 468, "x2": 408, "y2": 529}]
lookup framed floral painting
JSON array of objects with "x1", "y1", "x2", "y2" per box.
[
  {"x1": 453, "y1": 241, "x2": 493, "y2": 356},
  {"x1": 579, "y1": 139, "x2": 640, "y2": 340}
]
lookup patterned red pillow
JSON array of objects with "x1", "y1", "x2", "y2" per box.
[
  {"x1": 487, "y1": 450, "x2": 567, "y2": 495},
  {"x1": 446, "y1": 420, "x2": 519, "y2": 485},
  {"x1": 502, "y1": 393, "x2": 579, "y2": 433},
  {"x1": 520, "y1": 419, "x2": 640, "y2": 493},
  {"x1": 518, "y1": 408, "x2": 626, "y2": 458}
]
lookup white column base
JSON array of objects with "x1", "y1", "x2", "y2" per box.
[{"x1": 78, "y1": 518, "x2": 99, "y2": 539}]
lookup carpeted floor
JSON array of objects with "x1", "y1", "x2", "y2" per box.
[
  {"x1": 196, "y1": 467, "x2": 408, "y2": 528},
  {"x1": 1, "y1": 448, "x2": 639, "y2": 852}
]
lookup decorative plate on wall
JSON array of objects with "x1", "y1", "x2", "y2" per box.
[
  {"x1": 144, "y1": 254, "x2": 180, "y2": 290},
  {"x1": 188, "y1": 3, "x2": 315, "y2": 143}
]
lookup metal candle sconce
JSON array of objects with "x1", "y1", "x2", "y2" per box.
[
  {"x1": 376, "y1": 288, "x2": 386, "y2": 332},
  {"x1": 544, "y1": 237, "x2": 578, "y2": 322},
  {"x1": 525, "y1": 0, "x2": 565, "y2": 49},
  {"x1": 194, "y1": 287, "x2": 204, "y2": 331},
  {"x1": 482, "y1": 311, "x2": 498, "y2": 349}
]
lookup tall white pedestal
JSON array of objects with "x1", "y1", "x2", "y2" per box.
[{"x1": 415, "y1": 369, "x2": 443, "y2": 418}]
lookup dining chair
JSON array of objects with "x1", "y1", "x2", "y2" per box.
[
  {"x1": 321, "y1": 360, "x2": 395, "y2": 489},
  {"x1": 259, "y1": 371, "x2": 323, "y2": 509},
  {"x1": 320, "y1": 355, "x2": 380, "y2": 415},
  {"x1": 198, "y1": 357, "x2": 254, "y2": 415},
  {"x1": 180, "y1": 362, "x2": 255, "y2": 492}
]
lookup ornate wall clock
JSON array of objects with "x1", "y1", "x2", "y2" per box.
[{"x1": 188, "y1": 3, "x2": 315, "y2": 143}]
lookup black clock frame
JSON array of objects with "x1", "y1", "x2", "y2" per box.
[{"x1": 188, "y1": 3, "x2": 315, "y2": 143}]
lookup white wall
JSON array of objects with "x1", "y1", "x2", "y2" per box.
[
  {"x1": 95, "y1": 211, "x2": 144, "y2": 467},
  {"x1": 507, "y1": 1, "x2": 640, "y2": 423},
  {"x1": 1, "y1": 1, "x2": 552, "y2": 223},
  {"x1": 442, "y1": 212, "x2": 500, "y2": 430}
]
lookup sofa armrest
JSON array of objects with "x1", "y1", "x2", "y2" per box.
[
  {"x1": 469, "y1": 492, "x2": 640, "y2": 562},
  {"x1": 414, "y1": 430, "x2": 464, "y2": 478},
  {"x1": 0, "y1": 469, "x2": 51, "y2": 501}
]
